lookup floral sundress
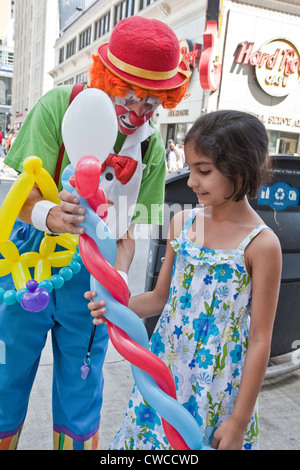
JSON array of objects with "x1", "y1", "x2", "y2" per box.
[{"x1": 110, "y1": 208, "x2": 270, "y2": 450}]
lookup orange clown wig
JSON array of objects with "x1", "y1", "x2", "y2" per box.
[{"x1": 89, "y1": 55, "x2": 189, "y2": 110}]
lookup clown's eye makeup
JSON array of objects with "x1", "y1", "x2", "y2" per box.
[
  {"x1": 146, "y1": 96, "x2": 160, "y2": 110},
  {"x1": 125, "y1": 98, "x2": 139, "y2": 107},
  {"x1": 119, "y1": 91, "x2": 160, "y2": 111}
]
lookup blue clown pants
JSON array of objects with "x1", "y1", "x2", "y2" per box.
[{"x1": 0, "y1": 221, "x2": 109, "y2": 449}]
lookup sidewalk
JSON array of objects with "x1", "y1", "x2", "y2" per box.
[
  {"x1": 17, "y1": 334, "x2": 300, "y2": 451},
  {"x1": 16, "y1": 237, "x2": 300, "y2": 451},
  {"x1": 0, "y1": 156, "x2": 18, "y2": 182}
]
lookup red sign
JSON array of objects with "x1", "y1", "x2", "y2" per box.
[
  {"x1": 199, "y1": 21, "x2": 222, "y2": 91},
  {"x1": 179, "y1": 20, "x2": 222, "y2": 92},
  {"x1": 235, "y1": 39, "x2": 300, "y2": 97},
  {"x1": 235, "y1": 41, "x2": 300, "y2": 75},
  {"x1": 180, "y1": 40, "x2": 202, "y2": 69}
]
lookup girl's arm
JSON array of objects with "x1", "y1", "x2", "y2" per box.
[
  {"x1": 212, "y1": 229, "x2": 282, "y2": 450},
  {"x1": 86, "y1": 210, "x2": 189, "y2": 323}
]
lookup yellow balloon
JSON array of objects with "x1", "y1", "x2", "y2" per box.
[
  {"x1": 11, "y1": 261, "x2": 32, "y2": 290},
  {"x1": 0, "y1": 156, "x2": 81, "y2": 292},
  {"x1": 39, "y1": 236, "x2": 57, "y2": 257},
  {"x1": 35, "y1": 167, "x2": 60, "y2": 205},
  {"x1": 23, "y1": 156, "x2": 60, "y2": 205},
  {"x1": 0, "y1": 259, "x2": 13, "y2": 277},
  {"x1": 0, "y1": 172, "x2": 35, "y2": 244},
  {"x1": 34, "y1": 258, "x2": 52, "y2": 282},
  {"x1": 19, "y1": 252, "x2": 41, "y2": 267},
  {"x1": 22, "y1": 155, "x2": 43, "y2": 174},
  {"x1": 56, "y1": 233, "x2": 79, "y2": 251},
  {"x1": 47, "y1": 251, "x2": 74, "y2": 267},
  {"x1": 0, "y1": 241, "x2": 20, "y2": 261}
]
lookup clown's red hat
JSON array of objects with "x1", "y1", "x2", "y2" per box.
[{"x1": 98, "y1": 16, "x2": 191, "y2": 91}]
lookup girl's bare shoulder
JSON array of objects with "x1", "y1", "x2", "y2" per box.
[
  {"x1": 171, "y1": 208, "x2": 204, "y2": 239},
  {"x1": 246, "y1": 226, "x2": 282, "y2": 267}
]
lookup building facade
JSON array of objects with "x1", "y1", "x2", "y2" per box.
[
  {"x1": 216, "y1": 1, "x2": 300, "y2": 155},
  {"x1": 10, "y1": 0, "x2": 300, "y2": 155},
  {"x1": 0, "y1": 0, "x2": 14, "y2": 136},
  {"x1": 48, "y1": 0, "x2": 300, "y2": 155},
  {"x1": 49, "y1": 0, "x2": 160, "y2": 87},
  {"x1": 154, "y1": 0, "x2": 300, "y2": 155},
  {"x1": 11, "y1": 0, "x2": 59, "y2": 129}
]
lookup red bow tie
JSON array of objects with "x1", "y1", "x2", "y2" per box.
[{"x1": 101, "y1": 154, "x2": 138, "y2": 185}]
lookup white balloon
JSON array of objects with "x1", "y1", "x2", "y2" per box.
[{"x1": 62, "y1": 88, "x2": 118, "y2": 166}]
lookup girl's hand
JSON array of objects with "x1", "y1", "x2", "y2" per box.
[
  {"x1": 84, "y1": 290, "x2": 107, "y2": 325},
  {"x1": 211, "y1": 416, "x2": 247, "y2": 450}
]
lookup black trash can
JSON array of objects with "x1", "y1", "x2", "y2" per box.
[
  {"x1": 252, "y1": 154, "x2": 300, "y2": 357},
  {"x1": 144, "y1": 155, "x2": 300, "y2": 359}
]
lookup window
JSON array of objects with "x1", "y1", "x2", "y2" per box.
[
  {"x1": 59, "y1": 47, "x2": 64, "y2": 64},
  {"x1": 66, "y1": 38, "x2": 76, "y2": 59},
  {"x1": 94, "y1": 11, "x2": 111, "y2": 40},
  {"x1": 267, "y1": 130, "x2": 299, "y2": 155},
  {"x1": 166, "y1": 123, "x2": 188, "y2": 146},
  {"x1": 79, "y1": 26, "x2": 91, "y2": 51},
  {"x1": 76, "y1": 72, "x2": 88, "y2": 84},
  {"x1": 0, "y1": 77, "x2": 12, "y2": 106},
  {"x1": 0, "y1": 50, "x2": 14, "y2": 68},
  {"x1": 138, "y1": 0, "x2": 156, "y2": 10},
  {"x1": 64, "y1": 77, "x2": 75, "y2": 85},
  {"x1": 114, "y1": 0, "x2": 135, "y2": 26}
]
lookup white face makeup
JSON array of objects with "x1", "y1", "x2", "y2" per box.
[{"x1": 114, "y1": 90, "x2": 160, "y2": 135}]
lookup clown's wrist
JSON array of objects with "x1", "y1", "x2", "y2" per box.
[
  {"x1": 117, "y1": 270, "x2": 128, "y2": 286},
  {"x1": 31, "y1": 200, "x2": 59, "y2": 233}
]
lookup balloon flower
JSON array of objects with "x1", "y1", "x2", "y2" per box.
[
  {"x1": 61, "y1": 88, "x2": 211, "y2": 450},
  {"x1": 0, "y1": 156, "x2": 82, "y2": 312}
]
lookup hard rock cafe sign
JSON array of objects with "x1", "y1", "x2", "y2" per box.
[
  {"x1": 180, "y1": 21, "x2": 222, "y2": 92},
  {"x1": 235, "y1": 39, "x2": 300, "y2": 97}
]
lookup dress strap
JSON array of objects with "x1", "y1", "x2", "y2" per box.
[
  {"x1": 181, "y1": 208, "x2": 200, "y2": 233},
  {"x1": 238, "y1": 224, "x2": 271, "y2": 251}
]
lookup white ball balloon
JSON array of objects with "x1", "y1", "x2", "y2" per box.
[{"x1": 62, "y1": 88, "x2": 118, "y2": 166}]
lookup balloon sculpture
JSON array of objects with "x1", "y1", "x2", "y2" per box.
[
  {"x1": 0, "y1": 156, "x2": 82, "y2": 312},
  {"x1": 61, "y1": 88, "x2": 211, "y2": 450},
  {"x1": 0, "y1": 88, "x2": 210, "y2": 449}
]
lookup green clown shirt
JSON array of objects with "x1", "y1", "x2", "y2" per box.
[{"x1": 5, "y1": 85, "x2": 166, "y2": 227}]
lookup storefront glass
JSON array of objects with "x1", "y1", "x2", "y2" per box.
[
  {"x1": 268, "y1": 131, "x2": 278, "y2": 154},
  {"x1": 166, "y1": 123, "x2": 188, "y2": 146},
  {"x1": 267, "y1": 130, "x2": 299, "y2": 155},
  {"x1": 0, "y1": 113, "x2": 5, "y2": 133},
  {"x1": 175, "y1": 123, "x2": 188, "y2": 145},
  {"x1": 0, "y1": 77, "x2": 12, "y2": 106},
  {"x1": 278, "y1": 132, "x2": 298, "y2": 155}
]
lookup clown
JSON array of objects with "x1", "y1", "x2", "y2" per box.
[{"x1": 0, "y1": 16, "x2": 190, "y2": 450}]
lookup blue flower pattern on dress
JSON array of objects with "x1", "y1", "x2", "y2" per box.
[{"x1": 110, "y1": 209, "x2": 269, "y2": 450}]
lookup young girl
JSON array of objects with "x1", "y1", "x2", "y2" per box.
[{"x1": 86, "y1": 110, "x2": 282, "y2": 450}]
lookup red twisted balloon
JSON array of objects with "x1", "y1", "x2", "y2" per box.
[
  {"x1": 75, "y1": 156, "x2": 191, "y2": 450},
  {"x1": 79, "y1": 234, "x2": 190, "y2": 450}
]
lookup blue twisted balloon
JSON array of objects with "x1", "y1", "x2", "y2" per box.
[{"x1": 62, "y1": 161, "x2": 211, "y2": 450}]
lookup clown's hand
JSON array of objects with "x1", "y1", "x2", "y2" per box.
[
  {"x1": 47, "y1": 189, "x2": 86, "y2": 235},
  {"x1": 55, "y1": 190, "x2": 114, "y2": 235}
]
